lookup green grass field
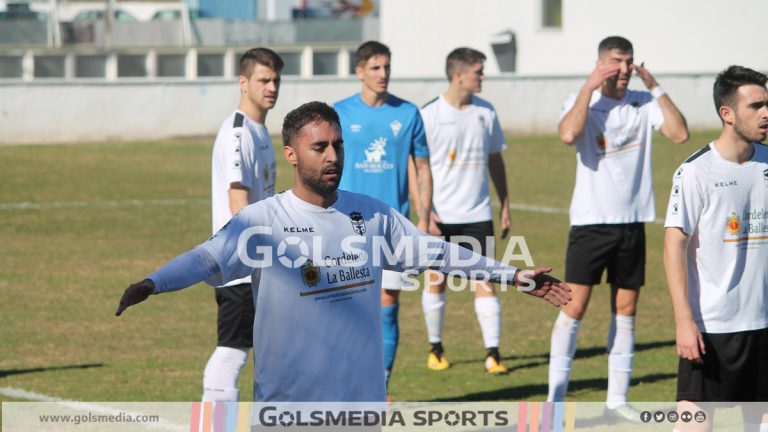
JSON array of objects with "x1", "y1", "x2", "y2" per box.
[{"x1": 0, "y1": 130, "x2": 720, "y2": 403}]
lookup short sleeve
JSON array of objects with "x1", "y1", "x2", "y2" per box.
[
  {"x1": 488, "y1": 109, "x2": 507, "y2": 154},
  {"x1": 664, "y1": 164, "x2": 705, "y2": 235},
  {"x1": 411, "y1": 111, "x2": 430, "y2": 159},
  {"x1": 558, "y1": 93, "x2": 578, "y2": 122},
  {"x1": 222, "y1": 127, "x2": 247, "y2": 187}
]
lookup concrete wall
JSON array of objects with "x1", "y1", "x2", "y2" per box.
[
  {"x1": 0, "y1": 73, "x2": 721, "y2": 144},
  {"x1": 381, "y1": 0, "x2": 768, "y2": 77}
]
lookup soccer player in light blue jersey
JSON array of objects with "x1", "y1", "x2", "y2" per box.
[
  {"x1": 334, "y1": 41, "x2": 433, "y2": 395},
  {"x1": 115, "y1": 101, "x2": 572, "y2": 403}
]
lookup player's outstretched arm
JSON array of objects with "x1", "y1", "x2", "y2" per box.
[
  {"x1": 514, "y1": 267, "x2": 572, "y2": 307},
  {"x1": 114, "y1": 247, "x2": 220, "y2": 317},
  {"x1": 115, "y1": 279, "x2": 155, "y2": 316}
]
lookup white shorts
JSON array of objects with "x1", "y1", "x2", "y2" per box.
[{"x1": 382, "y1": 269, "x2": 416, "y2": 290}]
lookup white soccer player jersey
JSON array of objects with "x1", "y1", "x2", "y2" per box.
[
  {"x1": 199, "y1": 190, "x2": 476, "y2": 401},
  {"x1": 421, "y1": 95, "x2": 507, "y2": 224},
  {"x1": 211, "y1": 110, "x2": 276, "y2": 286},
  {"x1": 562, "y1": 90, "x2": 665, "y2": 226},
  {"x1": 665, "y1": 142, "x2": 768, "y2": 333}
]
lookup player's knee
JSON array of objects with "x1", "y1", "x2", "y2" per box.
[{"x1": 563, "y1": 303, "x2": 587, "y2": 321}]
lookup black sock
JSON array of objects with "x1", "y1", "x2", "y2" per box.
[
  {"x1": 430, "y1": 342, "x2": 444, "y2": 356},
  {"x1": 486, "y1": 347, "x2": 500, "y2": 361}
]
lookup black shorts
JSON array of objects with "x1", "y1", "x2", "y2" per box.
[
  {"x1": 564, "y1": 223, "x2": 645, "y2": 288},
  {"x1": 215, "y1": 283, "x2": 254, "y2": 348},
  {"x1": 436, "y1": 220, "x2": 494, "y2": 258},
  {"x1": 677, "y1": 329, "x2": 768, "y2": 402}
]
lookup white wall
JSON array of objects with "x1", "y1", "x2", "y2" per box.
[
  {"x1": 0, "y1": 74, "x2": 721, "y2": 145},
  {"x1": 381, "y1": 0, "x2": 768, "y2": 77}
]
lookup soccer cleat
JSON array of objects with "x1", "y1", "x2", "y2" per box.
[
  {"x1": 484, "y1": 348, "x2": 508, "y2": 375},
  {"x1": 484, "y1": 353, "x2": 508, "y2": 375},
  {"x1": 427, "y1": 351, "x2": 450, "y2": 371},
  {"x1": 603, "y1": 404, "x2": 644, "y2": 423}
]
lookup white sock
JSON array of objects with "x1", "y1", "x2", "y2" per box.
[
  {"x1": 474, "y1": 296, "x2": 501, "y2": 348},
  {"x1": 422, "y1": 291, "x2": 446, "y2": 344},
  {"x1": 547, "y1": 310, "x2": 581, "y2": 402},
  {"x1": 606, "y1": 314, "x2": 635, "y2": 409},
  {"x1": 202, "y1": 346, "x2": 248, "y2": 401}
]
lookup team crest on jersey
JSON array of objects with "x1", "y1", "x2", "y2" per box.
[
  {"x1": 596, "y1": 134, "x2": 607, "y2": 149},
  {"x1": 390, "y1": 120, "x2": 402, "y2": 137},
  {"x1": 349, "y1": 211, "x2": 366, "y2": 235},
  {"x1": 763, "y1": 168, "x2": 768, "y2": 187},
  {"x1": 300, "y1": 259, "x2": 320, "y2": 287},
  {"x1": 727, "y1": 212, "x2": 740, "y2": 235}
]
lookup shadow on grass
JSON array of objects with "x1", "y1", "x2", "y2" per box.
[
  {"x1": 426, "y1": 372, "x2": 676, "y2": 402},
  {"x1": 448, "y1": 340, "x2": 676, "y2": 368},
  {"x1": 0, "y1": 363, "x2": 103, "y2": 379}
]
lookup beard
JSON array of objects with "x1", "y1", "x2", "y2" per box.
[
  {"x1": 298, "y1": 163, "x2": 343, "y2": 196},
  {"x1": 733, "y1": 120, "x2": 766, "y2": 143}
]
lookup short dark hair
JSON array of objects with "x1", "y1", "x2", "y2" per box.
[
  {"x1": 239, "y1": 47, "x2": 284, "y2": 77},
  {"x1": 713, "y1": 65, "x2": 768, "y2": 113},
  {"x1": 598, "y1": 36, "x2": 633, "y2": 55},
  {"x1": 445, "y1": 47, "x2": 486, "y2": 80},
  {"x1": 355, "y1": 41, "x2": 390, "y2": 67},
  {"x1": 282, "y1": 102, "x2": 341, "y2": 148}
]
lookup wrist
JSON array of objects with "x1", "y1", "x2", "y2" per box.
[{"x1": 651, "y1": 86, "x2": 666, "y2": 99}]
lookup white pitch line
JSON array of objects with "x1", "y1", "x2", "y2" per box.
[
  {"x1": 507, "y1": 202, "x2": 665, "y2": 225},
  {"x1": 0, "y1": 197, "x2": 666, "y2": 224},
  {"x1": 0, "y1": 198, "x2": 208, "y2": 211},
  {"x1": 0, "y1": 387, "x2": 186, "y2": 431}
]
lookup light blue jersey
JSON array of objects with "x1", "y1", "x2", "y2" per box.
[{"x1": 335, "y1": 93, "x2": 429, "y2": 217}]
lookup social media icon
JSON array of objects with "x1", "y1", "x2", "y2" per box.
[
  {"x1": 694, "y1": 411, "x2": 707, "y2": 423},
  {"x1": 640, "y1": 411, "x2": 652, "y2": 423},
  {"x1": 680, "y1": 411, "x2": 693, "y2": 422},
  {"x1": 667, "y1": 411, "x2": 679, "y2": 422},
  {"x1": 654, "y1": 411, "x2": 665, "y2": 422}
]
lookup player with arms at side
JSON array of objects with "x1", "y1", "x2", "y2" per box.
[
  {"x1": 664, "y1": 66, "x2": 768, "y2": 430},
  {"x1": 204, "y1": 48, "x2": 282, "y2": 402},
  {"x1": 420, "y1": 47, "x2": 511, "y2": 374},
  {"x1": 334, "y1": 40, "x2": 432, "y2": 393}
]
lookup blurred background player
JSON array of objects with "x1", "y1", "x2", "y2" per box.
[
  {"x1": 420, "y1": 47, "x2": 511, "y2": 374},
  {"x1": 334, "y1": 40, "x2": 433, "y2": 394},
  {"x1": 664, "y1": 65, "x2": 768, "y2": 429},
  {"x1": 204, "y1": 47, "x2": 283, "y2": 402},
  {"x1": 548, "y1": 36, "x2": 688, "y2": 420}
]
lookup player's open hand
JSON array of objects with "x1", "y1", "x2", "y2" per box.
[
  {"x1": 514, "y1": 267, "x2": 572, "y2": 307},
  {"x1": 676, "y1": 319, "x2": 706, "y2": 364},
  {"x1": 631, "y1": 62, "x2": 659, "y2": 91},
  {"x1": 115, "y1": 279, "x2": 155, "y2": 316},
  {"x1": 586, "y1": 60, "x2": 621, "y2": 91}
]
